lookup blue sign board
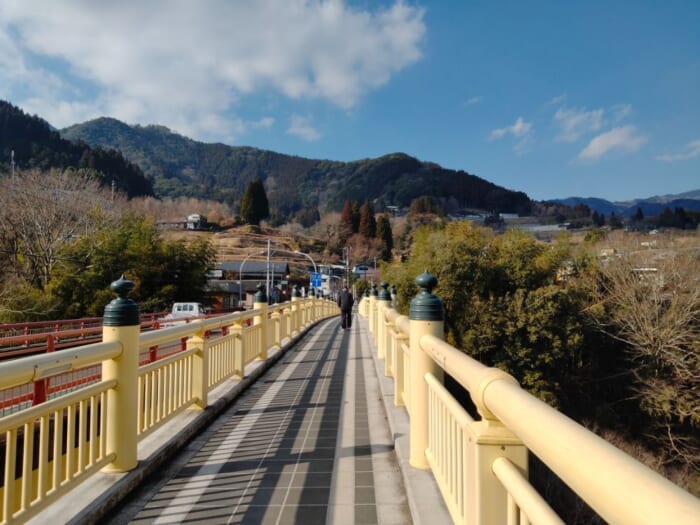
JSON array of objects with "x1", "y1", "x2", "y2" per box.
[{"x1": 311, "y1": 272, "x2": 322, "y2": 288}]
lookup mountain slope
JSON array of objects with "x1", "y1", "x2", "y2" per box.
[
  {"x1": 61, "y1": 118, "x2": 533, "y2": 220},
  {"x1": 0, "y1": 101, "x2": 153, "y2": 198}
]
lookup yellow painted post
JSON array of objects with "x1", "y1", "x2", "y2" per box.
[
  {"x1": 368, "y1": 283, "x2": 378, "y2": 338},
  {"x1": 466, "y1": 420, "x2": 527, "y2": 524},
  {"x1": 101, "y1": 276, "x2": 140, "y2": 473},
  {"x1": 253, "y1": 284, "x2": 268, "y2": 360},
  {"x1": 271, "y1": 307, "x2": 281, "y2": 349},
  {"x1": 376, "y1": 282, "x2": 391, "y2": 360},
  {"x1": 300, "y1": 296, "x2": 307, "y2": 328},
  {"x1": 362, "y1": 290, "x2": 370, "y2": 317},
  {"x1": 231, "y1": 320, "x2": 244, "y2": 379},
  {"x1": 187, "y1": 324, "x2": 207, "y2": 409},
  {"x1": 291, "y1": 286, "x2": 299, "y2": 335},
  {"x1": 393, "y1": 318, "x2": 409, "y2": 406},
  {"x1": 408, "y1": 271, "x2": 444, "y2": 470}
]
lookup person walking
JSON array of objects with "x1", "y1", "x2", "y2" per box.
[{"x1": 337, "y1": 286, "x2": 354, "y2": 329}]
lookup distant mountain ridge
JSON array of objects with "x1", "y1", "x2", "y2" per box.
[
  {"x1": 60, "y1": 117, "x2": 533, "y2": 222},
  {"x1": 0, "y1": 101, "x2": 153, "y2": 198},
  {"x1": 551, "y1": 191, "x2": 700, "y2": 217}
]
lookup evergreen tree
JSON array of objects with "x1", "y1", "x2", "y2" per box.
[
  {"x1": 408, "y1": 195, "x2": 443, "y2": 217},
  {"x1": 376, "y1": 213, "x2": 393, "y2": 261},
  {"x1": 351, "y1": 200, "x2": 361, "y2": 233},
  {"x1": 358, "y1": 200, "x2": 376, "y2": 238},
  {"x1": 633, "y1": 207, "x2": 644, "y2": 222},
  {"x1": 673, "y1": 207, "x2": 688, "y2": 229},
  {"x1": 591, "y1": 211, "x2": 605, "y2": 227},
  {"x1": 240, "y1": 178, "x2": 269, "y2": 225},
  {"x1": 340, "y1": 200, "x2": 354, "y2": 240},
  {"x1": 608, "y1": 212, "x2": 623, "y2": 229}
]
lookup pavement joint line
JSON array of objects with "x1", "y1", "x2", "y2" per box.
[
  {"x1": 270, "y1": 323, "x2": 339, "y2": 525},
  {"x1": 359, "y1": 316, "x2": 453, "y2": 525},
  {"x1": 151, "y1": 323, "x2": 326, "y2": 523}
]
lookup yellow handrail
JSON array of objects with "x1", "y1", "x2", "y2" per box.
[{"x1": 360, "y1": 295, "x2": 700, "y2": 525}]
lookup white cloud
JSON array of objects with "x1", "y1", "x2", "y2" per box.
[
  {"x1": 553, "y1": 106, "x2": 604, "y2": 142},
  {"x1": 465, "y1": 96, "x2": 482, "y2": 105},
  {"x1": 547, "y1": 93, "x2": 567, "y2": 106},
  {"x1": 287, "y1": 114, "x2": 321, "y2": 141},
  {"x1": 577, "y1": 125, "x2": 647, "y2": 161},
  {"x1": 611, "y1": 103, "x2": 632, "y2": 122},
  {"x1": 490, "y1": 116, "x2": 534, "y2": 155},
  {"x1": 0, "y1": 1, "x2": 425, "y2": 141},
  {"x1": 655, "y1": 139, "x2": 700, "y2": 162},
  {"x1": 490, "y1": 116, "x2": 532, "y2": 139}
]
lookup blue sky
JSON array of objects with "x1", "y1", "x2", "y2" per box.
[{"x1": 1, "y1": 1, "x2": 698, "y2": 202}]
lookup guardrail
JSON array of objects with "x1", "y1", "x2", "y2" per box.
[
  {"x1": 362, "y1": 274, "x2": 700, "y2": 525},
  {"x1": 0, "y1": 279, "x2": 338, "y2": 524},
  {"x1": 0, "y1": 313, "x2": 206, "y2": 360},
  {"x1": 0, "y1": 317, "x2": 230, "y2": 417}
]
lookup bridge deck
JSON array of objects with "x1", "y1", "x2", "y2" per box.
[{"x1": 28, "y1": 315, "x2": 448, "y2": 524}]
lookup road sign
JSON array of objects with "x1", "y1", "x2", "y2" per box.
[{"x1": 311, "y1": 272, "x2": 322, "y2": 288}]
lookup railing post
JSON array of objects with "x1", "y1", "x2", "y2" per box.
[
  {"x1": 300, "y1": 296, "x2": 307, "y2": 328},
  {"x1": 271, "y1": 306, "x2": 281, "y2": 349},
  {"x1": 187, "y1": 324, "x2": 207, "y2": 409},
  {"x1": 283, "y1": 303, "x2": 291, "y2": 340},
  {"x1": 393, "y1": 316, "x2": 409, "y2": 406},
  {"x1": 33, "y1": 334, "x2": 54, "y2": 405},
  {"x1": 253, "y1": 284, "x2": 268, "y2": 360},
  {"x1": 466, "y1": 416, "x2": 527, "y2": 524},
  {"x1": 408, "y1": 271, "x2": 444, "y2": 470},
  {"x1": 291, "y1": 286, "x2": 300, "y2": 335},
  {"x1": 369, "y1": 283, "x2": 378, "y2": 337},
  {"x1": 376, "y1": 282, "x2": 391, "y2": 360},
  {"x1": 101, "y1": 275, "x2": 140, "y2": 472},
  {"x1": 231, "y1": 319, "x2": 244, "y2": 379},
  {"x1": 362, "y1": 290, "x2": 370, "y2": 317}
]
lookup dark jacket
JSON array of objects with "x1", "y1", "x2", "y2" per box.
[{"x1": 338, "y1": 290, "x2": 354, "y2": 311}]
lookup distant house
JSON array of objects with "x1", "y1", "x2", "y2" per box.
[
  {"x1": 208, "y1": 260, "x2": 291, "y2": 309},
  {"x1": 157, "y1": 213, "x2": 209, "y2": 231},
  {"x1": 187, "y1": 214, "x2": 208, "y2": 230}
]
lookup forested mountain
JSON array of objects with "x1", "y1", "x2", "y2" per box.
[
  {"x1": 61, "y1": 117, "x2": 533, "y2": 220},
  {"x1": 0, "y1": 101, "x2": 153, "y2": 198}
]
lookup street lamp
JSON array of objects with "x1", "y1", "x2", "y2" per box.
[
  {"x1": 343, "y1": 246, "x2": 352, "y2": 287},
  {"x1": 293, "y1": 250, "x2": 317, "y2": 274}
]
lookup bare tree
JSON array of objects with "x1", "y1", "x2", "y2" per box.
[
  {"x1": 590, "y1": 234, "x2": 700, "y2": 469},
  {"x1": 0, "y1": 169, "x2": 121, "y2": 289}
]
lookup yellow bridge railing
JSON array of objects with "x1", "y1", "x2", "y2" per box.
[
  {"x1": 0, "y1": 282, "x2": 338, "y2": 525},
  {"x1": 361, "y1": 276, "x2": 700, "y2": 525}
]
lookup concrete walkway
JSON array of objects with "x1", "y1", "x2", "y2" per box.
[{"x1": 30, "y1": 315, "x2": 450, "y2": 525}]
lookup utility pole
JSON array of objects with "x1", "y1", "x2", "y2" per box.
[
  {"x1": 10, "y1": 150, "x2": 15, "y2": 179},
  {"x1": 266, "y1": 239, "x2": 271, "y2": 304}
]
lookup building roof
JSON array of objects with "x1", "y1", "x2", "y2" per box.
[
  {"x1": 219, "y1": 261, "x2": 290, "y2": 276},
  {"x1": 207, "y1": 280, "x2": 261, "y2": 294}
]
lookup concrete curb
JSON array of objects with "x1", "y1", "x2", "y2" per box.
[
  {"x1": 361, "y1": 317, "x2": 453, "y2": 525},
  {"x1": 29, "y1": 321, "x2": 324, "y2": 525}
]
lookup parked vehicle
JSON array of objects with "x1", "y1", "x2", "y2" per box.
[{"x1": 162, "y1": 302, "x2": 208, "y2": 324}]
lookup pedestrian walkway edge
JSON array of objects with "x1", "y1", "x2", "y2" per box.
[
  {"x1": 28, "y1": 320, "x2": 331, "y2": 525},
  {"x1": 360, "y1": 317, "x2": 453, "y2": 525}
]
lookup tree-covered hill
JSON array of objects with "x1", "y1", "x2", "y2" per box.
[
  {"x1": 0, "y1": 100, "x2": 153, "y2": 198},
  {"x1": 61, "y1": 117, "x2": 533, "y2": 220}
]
